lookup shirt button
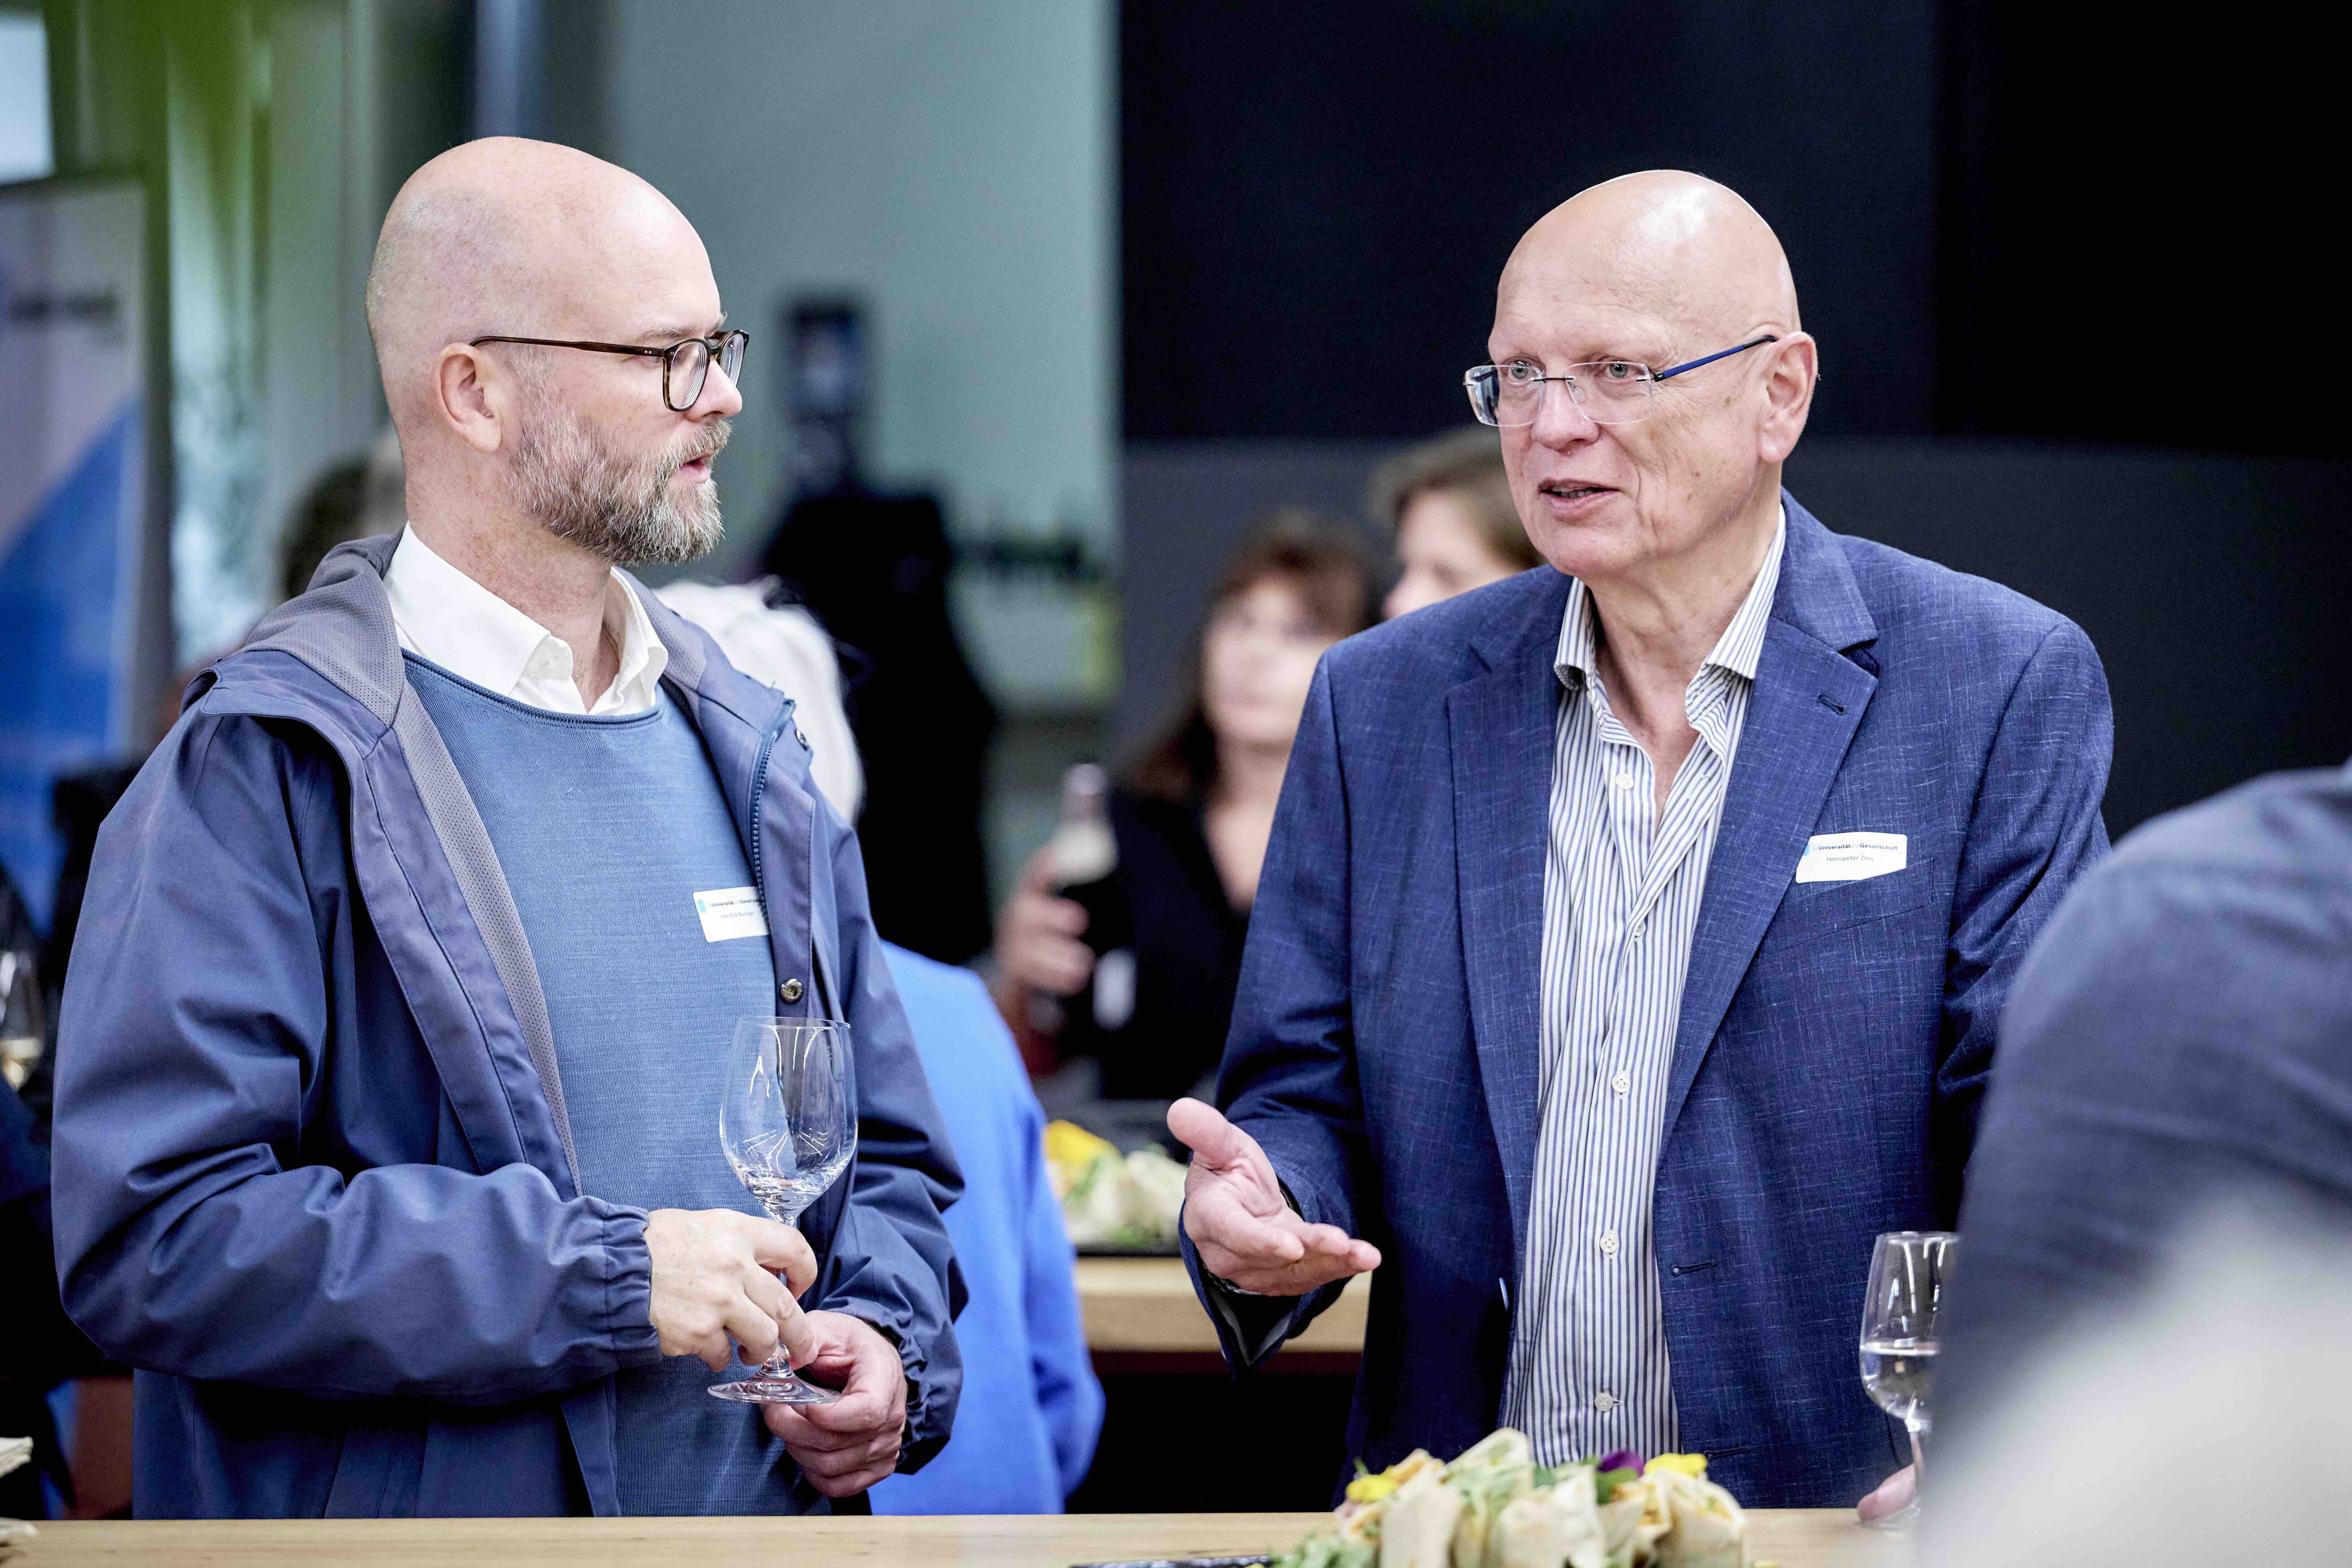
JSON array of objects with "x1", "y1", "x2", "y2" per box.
[
  {"x1": 1612, "y1": 1071, "x2": 1631, "y2": 1095},
  {"x1": 1614, "y1": 773, "x2": 1634, "y2": 790},
  {"x1": 1628, "y1": 918, "x2": 1646, "y2": 941},
  {"x1": 1598, "y1": 1229, "x2": 1619, "y2": 1256},
  {"x1": 779, "y1": 978, "x2": 804, "y2": 1004},
  {"x1": 1592, "y1": 1390, "x2": 1618, "y2": 1413}
]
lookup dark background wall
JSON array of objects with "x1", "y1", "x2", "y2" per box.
[
  {"x1": 1118, "y1": 2, "x2": 2345, "y2": 834},
  {"x1": 1122, "y1": 0, "x2": 1940, "y2": 441}
]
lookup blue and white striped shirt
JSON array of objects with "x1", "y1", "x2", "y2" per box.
[{"x1": 1500, "y1": 511, "x2": 1786, "y2": 1464}]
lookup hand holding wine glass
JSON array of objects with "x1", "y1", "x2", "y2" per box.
[
  {"x1": 708, "y1": 1017, "x2": 857, "y2": 1405},
  {"x1": 644, "y1": 1207, "x2": 816, "y2": 1372},
  {"x1": 1858, "y1": 1229, "x2": 1957, "y2": 1530}
]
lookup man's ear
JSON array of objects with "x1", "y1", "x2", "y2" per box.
[
  {"x1": 434, "y1": 343, "x2": 510, "y2": 455},
  {"x1": 1757, "y1": 332, "x2": 1817, "y2": 465}
]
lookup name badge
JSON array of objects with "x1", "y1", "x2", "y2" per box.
[
  {"x1": 1795, "y1": 832, "x2": 1908, "y2": 884},
  {"x1": 693, "y1": 886, "x2": 771, "y2": 943}
]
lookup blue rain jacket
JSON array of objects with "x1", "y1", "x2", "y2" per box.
[{"x1": 48, "y1": 533, "x2": 965, "y2": 1517}]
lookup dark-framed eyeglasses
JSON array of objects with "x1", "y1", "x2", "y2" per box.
[
  {"x1": 1463, "y1": 334, "x2": 1779, "y2": 427},
  {"x1": 469, "y1": 329, "x2": 750, "y2": 412}
]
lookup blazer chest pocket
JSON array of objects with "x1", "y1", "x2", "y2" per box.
[{"x1": 1778, "y1": 862, "x2": 1942, "y2": 940}]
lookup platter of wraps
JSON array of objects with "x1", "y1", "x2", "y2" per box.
[{"x1": 1273, "y1": 1429, "x2": 1752, "y2": 1568}]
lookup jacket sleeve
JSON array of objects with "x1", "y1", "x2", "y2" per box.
[
  {"x1": 49, "y1": 710, "x2": 659, "y2": 1404},
  {"x1": 1183, "y1": 657, "x2": 1372, "y2": 1363},
  {"x1": 807, "y1": 802, "x2": 967, "y2": 1470},
  {"x1": 1938, "y1": 619, "x2": 2114, "y2": 1179}
]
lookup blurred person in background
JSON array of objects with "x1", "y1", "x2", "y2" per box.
[
  {"x1": 278, "y1": 428, "x2": 408, "y2": 604},
  {"x1": 3, "y1": 864, "x2": 106, "y2": 1522},
  {"x1": 992, "y1": 513, "x2": 1377, "y2": 1121},
  {"x1": 1169, "y1": 171, "x2": 2113, "y2": 1511},
  {"x1": 1374, "y1": 427, "x2": 1542, "y2": 619},
  {"x1": 669, "y1": 583, "x2": 1103, "y2": 1513},
  {"x1": 1925, "y1": 757, "x2": 2352, "y2": 1522},
  {"x1": 49, "y1": 137, "x2": 962, "y2": 1519},
  {"x1": 871, "y1": 942, "x2": 1103, "y2": 1512}
]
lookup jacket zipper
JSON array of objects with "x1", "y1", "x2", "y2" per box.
[{"x1": 744, "y1": 703, "x2": 792, "y2": 919}]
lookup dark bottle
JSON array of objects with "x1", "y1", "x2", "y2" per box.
[{"x1": 1042, "y1": 764, "x2": 1136, "y2": 1053}]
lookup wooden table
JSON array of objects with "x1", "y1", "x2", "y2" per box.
[
  {"x1": 1075, "y1": 1257, "x2": 1368, "y2": 1369},
  {"x1": 9, "y1": 1509, "x2": 1908, "y2": 1567}
]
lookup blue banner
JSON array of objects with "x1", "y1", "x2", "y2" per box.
[{"x1": 0, "y1": 178, "x2": 147, "y2": 928}]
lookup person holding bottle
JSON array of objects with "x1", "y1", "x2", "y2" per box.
[{"x1": 991, "y1": 513, "x2": 1377, "y2": 1123}]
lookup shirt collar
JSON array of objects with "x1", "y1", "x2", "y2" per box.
[
  {"x1": 382, "y1": 527, "x2": 669, "y2": 715},
  {"x1": 1554, "y1": 503, "x2": 1787, "y2": 690}
]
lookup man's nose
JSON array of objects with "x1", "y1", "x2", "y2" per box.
[
  {"x1": 697, "y1": 359, "x2": 746, "y2": 418},
  {"x1": 1530, "y1": 382, "x2": 1598, "y2": 449}
]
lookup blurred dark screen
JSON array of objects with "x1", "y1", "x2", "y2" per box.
[{"x1": 1124, "y1": 1, "x2": 2336, "y2": 457}]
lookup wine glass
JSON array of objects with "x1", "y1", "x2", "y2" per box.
[
  {"x1": 1858, "y1": 1229, "x2": 1958, "y2": 1530},
  {"x1": 0, "y1": 947, "x2": 44, "y2": 1092},
  {"x1": 708, "y1": 1017, "x2": 857, "y2": 1405}
]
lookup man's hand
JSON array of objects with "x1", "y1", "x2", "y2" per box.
[
  {"x1": 1169, "y1": 1097, "x2": 1380, "y2": 1296},
  {"x1": 1857, "y1": 1463, "x2": 1915, "y2": 1522},
  {"x1": 645, "y1": 1208, "x2": 817, "y2": 1374},
  {"x1": 763, "y1": 1312, "x2": 910, "y2": 1497},
  {"x1": 994, "y1": 845, "x2": 1094, "y2": 998}
]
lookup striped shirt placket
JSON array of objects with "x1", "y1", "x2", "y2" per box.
[{"x1": 1501, "y1": 513, "x2": 1786, "y2": 1465}]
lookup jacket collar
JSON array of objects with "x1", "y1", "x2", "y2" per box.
[
  {"x1": 1770, "y1": 492, "x2": 1877, "y2": 656},
  {"x1": 1466, "y1": 489, "x2": 1874, "y2": 679},
  {"x1": 239, "y1": 529, "x2": 795, "y2": 745}
]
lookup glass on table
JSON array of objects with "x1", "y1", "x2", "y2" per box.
[
  {"x1": 1859, "y1": 1229, "x2": 1957, "y2": 1531},
  {"x1": 708, "y1": 1016, "x2": 856, "y2": 1405}
]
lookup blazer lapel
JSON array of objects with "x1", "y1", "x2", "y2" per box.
[
  {"x1": 1450, "y1": 571, "x2": 1572, "y2": 1261},
  {"x1": 1660, "y1": 498, "x2": 1879, "y2": 1138}
]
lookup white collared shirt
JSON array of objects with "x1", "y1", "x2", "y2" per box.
[
  {"x1": 1500, "y1": 507, "x2": 1787, "y2": 1464},
  {"x1": 382, "y1": 528, "x2": 669, "y2": 716}
]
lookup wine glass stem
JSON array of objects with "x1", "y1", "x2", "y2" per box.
[
  {"x1": 1905, "y1": 1418, "x2": 1929, "y2": 1498},
  {"x1": 755, "y1": 1202, "x2": 809, "y2": 1379}
]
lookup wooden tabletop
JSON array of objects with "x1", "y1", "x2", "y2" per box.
[
  {"x1": 8, "y1": 1509, "x2": 1907, "y2": 1567},
  {"x1": 1074, "y1": 1257, "x2": 1368, "y2": 1355}
]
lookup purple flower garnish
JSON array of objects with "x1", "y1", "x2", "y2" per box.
[{"x1": 1597, "y1": 1449, "x2": 1642, "y2": 1475}]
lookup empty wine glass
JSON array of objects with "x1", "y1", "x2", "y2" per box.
[
  {"x1": 1, "y1": 947, "x2": 44, "y2": 1092},
  {"x1": 708, "y1": 1017, "x2": 856, "y2": 1405},
  {"x1": 1859, "y1": 1229, "x2": 1958, "y2": 1530}
]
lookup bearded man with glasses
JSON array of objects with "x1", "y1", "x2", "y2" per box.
[
  {"x1": 1170, "y1": 170, "x2": 2113, "y2": 1513},
  {"x1": 50, "y1": 138, "x2": 964, "y2": 1518}
]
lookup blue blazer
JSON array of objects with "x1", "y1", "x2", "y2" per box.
[{"x1": 1188, "y1": 496, "x2": 2112, "y2": 1508}]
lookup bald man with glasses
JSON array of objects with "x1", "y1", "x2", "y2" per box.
[
  {"x1": 51, "y1": 138, "x2": 964, "y2": 1518},
  {"x1": 1170, "y1": 171, "x2": 2113, "y2": 1511}
]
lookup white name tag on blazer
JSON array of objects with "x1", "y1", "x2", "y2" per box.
[
  {"x1": 693, "y1": 886, "x2": 771, "y2": 943},
  {"x1": 1794, "y1": 832, "x2": 1908, "y2": 884}
]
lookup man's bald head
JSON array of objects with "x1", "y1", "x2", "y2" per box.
[
  {"x1": 1498, "y1": 170, "x2": 1798, "y2": 349},
  {"x1": 366, "y1": 138, "x2": 715, "y2": 431}
]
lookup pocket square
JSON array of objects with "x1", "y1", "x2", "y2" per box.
[{"x1": 1795, "y1": 831, "x2": 1907, "y2": 883}]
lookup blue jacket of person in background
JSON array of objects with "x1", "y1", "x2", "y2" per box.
[
  {"x1": 46, "y1": 536, "x2": 965, "y2": 1517},
  {"x1": 870, "y1": 944, "x2": 1102, "y2": 1512}
]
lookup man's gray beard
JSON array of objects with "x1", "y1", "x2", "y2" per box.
[{"x1": 511, "y1": 396, "x2": 729, "y2": 565}]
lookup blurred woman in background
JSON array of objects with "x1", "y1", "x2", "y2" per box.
[
  {"x1": 1373, "y1": 426, "x2": 1540, "y2": 619},
  {"x1": 993, "y1": 512, "x2": 1376, "y2": 1121}
]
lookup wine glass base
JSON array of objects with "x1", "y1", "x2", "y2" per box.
[{"x1": 707, "y1": 1374, "x2": 841, "y2": 1406}]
